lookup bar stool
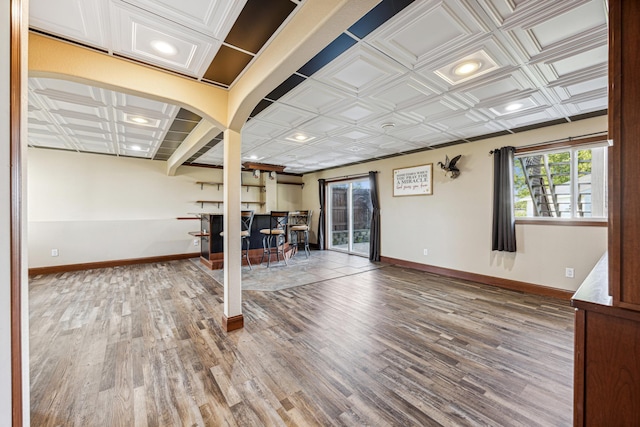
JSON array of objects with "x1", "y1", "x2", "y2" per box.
[
  {"x1": 288, "y1": 210, "x2": 312, "y2": 258},
  {"x1": 259, "y1": 211, "x2": 289, "y2": 267},
  {"x1": 220, "y1": 210, "x2": 255, "y2": 269}
]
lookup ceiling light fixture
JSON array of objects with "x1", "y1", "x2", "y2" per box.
[
  {"x1": 381, "y1": 122, "x2": 396, "y2": 130},
  {"x1": 150, "y1": 40, "x2": 177, "y2": 56},
  {"x1": 453, "y1": 61, "x2": 481, "y2": 76},
  {"x1": 130, "y1": 117, "x2": 149, "y2": 124},
  {"x1": 249, "y1": 155, "x2": 258, "y2": 160},
  {"x1": 505, "y1": 103, "x2": 524, "y2": 112},
  {"x1": 286, "y1": 133, "x2": 315, "y2": 143},
  {"x1": 131, "y1": 145, "x2": 141, "y2": 151}
]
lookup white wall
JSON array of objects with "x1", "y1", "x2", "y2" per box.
[
  {"x1": 27, "y1": 150, "x2": 304, "y2": 268},
  {"x1": 276, "y1": 178, "x2": 303, "y2": 212},
  {"x1": 28, "y1": 149, "x2": 229, "y2": 268},
  {"x1": 303, "y1": 117, "x2": 608, "y2": 292}
]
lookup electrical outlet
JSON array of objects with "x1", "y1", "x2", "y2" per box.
[
  {"x1": 51, "y1": 249, "x2": 59, "y2": 257},
  {"x1": 565, "y1": 267, "x2": 574, "y2": 278},
  {"x1": 423, "y1": 249, "x2": 428, "y2": 256},
  {"x1": 193, "y1": 239, "x2": 200, "y2": 246}
]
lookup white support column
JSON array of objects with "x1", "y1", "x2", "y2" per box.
[{"x1": 222, "y1": 129, "x2": 243, "y2": 331}]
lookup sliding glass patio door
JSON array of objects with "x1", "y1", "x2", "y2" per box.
[{"x1": 327, "y1": 178, "x2": 372, "y2": 256}]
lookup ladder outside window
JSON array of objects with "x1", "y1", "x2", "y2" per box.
[{"x1": 514, "y1": 145, "x2": 607, "y2": 219}]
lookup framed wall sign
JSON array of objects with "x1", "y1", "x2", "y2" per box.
[{"x1": 393, "y1": 163, "x2": 433, "y2": 196}]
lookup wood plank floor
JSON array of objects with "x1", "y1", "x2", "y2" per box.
[{"x1": 29, "y1": 258, "x2": 574, "y2": 426}]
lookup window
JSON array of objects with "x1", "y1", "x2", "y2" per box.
[{"x1": 513, "y1": 144, "x2": 608, "y2": 219}]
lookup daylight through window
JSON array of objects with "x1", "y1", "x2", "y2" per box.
[{"x1": 513, "y1": 144, "x2": 608, "y2": 219}]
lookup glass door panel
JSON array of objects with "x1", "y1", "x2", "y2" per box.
[{"x1": 328, "y1": 179, "x2": 371, "y2": 255}]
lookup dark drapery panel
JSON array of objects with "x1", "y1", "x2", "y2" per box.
[
  {"x1": 318, "y1": 179, "x2": 326, "y2": 250},
  {"x1": 369, "y1": 171, "x2": 381, "y2": 261},
  {"x1": 491, "y1": 146, "x2": 517, "y2": 252}
]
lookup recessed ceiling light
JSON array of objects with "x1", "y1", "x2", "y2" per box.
[
  {"x1": 505, "y1": 103, "x2": 523, "y2": 112},
  {"x1": 150, "y1": 40, "x2": 177, "y2": 56},
  {"x1": 249, "y1": 155, "x2": 258, "y2": 160},
  {"x1": 131, "y1": 145, "x2": 141, "y2": 151},
  {"x1": 453, "y1": 61, "x2": 481, "y2": 76},
  {"x1": 381, "y1": 122, "x2": 396, "y2": 130},
  {"x1": 285, "y1": 132, "x2": 315, "y2": 143},
  {"x1": 435, "y1": 50, "x2": 498, "y2": 85},
  {"x1": 130, "y1": 117, "x2": 149, "y2": 124}
]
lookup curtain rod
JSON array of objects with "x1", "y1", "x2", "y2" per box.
[
  {"x1": 489, "y1": 131, "x2": 609, "y2": 155},
  {"x1": 323, "y1": 171, "x2": 379, "y2": 182}
]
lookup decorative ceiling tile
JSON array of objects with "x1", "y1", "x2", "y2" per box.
[
  {"x1": 117, "y1": 0, "x2": 247, "y2": 39},
  {"x1": 402, "y1": 96, "x2": 467, "y2": 122},
  {"x1": 30, "y1": 0, "x2": 107, "y2": 48},
  {"x1": 332, "y1": 128, "x2": 380, "y2": 143},
  {"x1": 110, "y1": 2, "x2": 221, "y2": 77},
  {"x1": 367, "y1": 0, "x2": 491, "y2": 69},
  {"x1": 295, "y1": 116, "x2": 351, "y2": 137},
  {"x1": 430, "y1": 110, "x2": 490, "y2": 132},
  {"x1": 325, "y1": 101, "x2": 386, "y2": 125},
  {"x1": 445, "y1": 121, "x2": 507, "y2": 139},
  {"x1": 474, "y1": 0, "x2": 524, "y2": 27},
  {"x1": 278, "y1": 80, "x2": 355, "y2": 115},
  {"x1": 529, "y1": 0, "x2": 606, "y2": 49},
  {"x1": 495, "y1": 107, "x2": 566, "y2": 129},
  {"x1": 360, "y1": 111, "x2": 420, "y2": 135},
  {"x1": 455, "y1": 68, "x2": 535, "y2": 105},
  {"x1": 242, "y1": 118, "x2": 289, "y2": 139},
  {"x1": 29, "y1": 134, "x2": 77, "y2": 150},
  {"x1": 548, "y1": 45, "x2": 608, "y2": 78},
  {"x1": 365, "y1": 74, "x2": 438, "y2": 111},
  {"x1": 254, "y1": 103, "x2": 316, "y2": 129},
  {"x1": 387, "y1": 123, "x2": 447, "y2": 144},
  {"x1": 313, "y1": 44, "x2": 407, "y2": 95},
  {"x1": 241, "y1": 134, "x2": 271, "y2": 151}
]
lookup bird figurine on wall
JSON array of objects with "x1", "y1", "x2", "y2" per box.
[{"x1": 438, "y1": 154, "x2": 462, "y2": 179}]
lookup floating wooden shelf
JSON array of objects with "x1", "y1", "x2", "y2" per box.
[
  {"x1": 196, "y1": 181, "x2": 265, "y2": 192},
  {"x1": 196, "y1": 200, "x2": 265, "y2": 208},
  {"x1": 278, "y1": 182, "x2": 304, "y2": 188},
  {"x1": 188, "y1": 231, "x2": 210, "y2": 237}
]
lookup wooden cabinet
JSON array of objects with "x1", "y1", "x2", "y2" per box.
[{"x1": 572, "y1": 255, "x2": 640, "y2": 426}]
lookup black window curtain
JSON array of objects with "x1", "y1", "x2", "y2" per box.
[
  {"x1": 369, "y1": 171, "x2": 381, "y2": 261},
  {"x1": 491, "y1": 146, "x2": 517, "y2": 252},
  {"x1": 318, "y1": 179, "x2": 326, "y2": 250}
]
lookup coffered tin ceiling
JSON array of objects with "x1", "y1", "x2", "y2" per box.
[{"x1": 28, "y1": 0, "x2": 608, "y2": 174}]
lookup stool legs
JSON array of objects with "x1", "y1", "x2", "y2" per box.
[
  {"x1": 302, "y1": 230, "x2": 310, "y2": 258},
  {"x1": 290, "y1": 230, "x2": 310, "y2": 259},
  {"x1": 243, "y1": 237, "x2": 252, "y2": 270},
  {"x1": 261, "y1": 234, "x2": 287, "y2": 267}
]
